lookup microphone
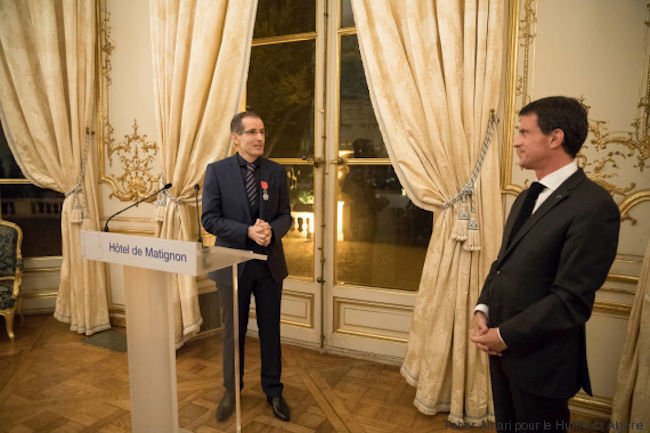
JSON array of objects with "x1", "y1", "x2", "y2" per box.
[
  {"x1": 104, "y1": 183, "x2": 172, "y2": 232},
  {"x1": 194, "y1": 184, "x2": 203, "y2": 245}
]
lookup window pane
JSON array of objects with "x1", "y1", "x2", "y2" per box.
[
  {"x1": 283, "y1": 164, "x2": 314, "y2": 279},
  {"x1": 0, "y1": 184, "x2": 64, "y2": 257},
  {"x1": 341, "y1": 0, "x2": 354, "y2": 28},
  {"x1": 248, "y1": 41, "x2": 315, "y2": 158},
  {"x1": 0, "y1": 124, "x2": 24, "y2": 178},
  {"x1": 254, "y1": 0, "x2": 316, "y2": 38},
  {"x1": 336, "y1": 165, "x2": 432, "y2": 290},
  {"x1": 340, "y1": 35, "x2": 387, "y2": 158}
]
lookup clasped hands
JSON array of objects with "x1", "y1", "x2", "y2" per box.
[
  {"x1": 248, "y1": 218, "x2": 272, "y2": 247},
  {"x1": 470, "y1": 312, "x2": 507, "y2": 357}
]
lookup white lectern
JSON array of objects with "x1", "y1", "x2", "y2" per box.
[{"x1": 81, "y1": 230, "x2": 264, "y2": 433}]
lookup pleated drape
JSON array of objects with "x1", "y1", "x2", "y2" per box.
[
  {"x1": 609, "y1": 240, "x2": 650, "y2": 433},
  {"x1": 351, "y1": 0, "x2": 504, "y2": 424},
  {"x1": 0, "y1": 0, "x2": 109, "y2": 335}
]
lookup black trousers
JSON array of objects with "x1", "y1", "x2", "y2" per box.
[
  {"x1": 490, "y1": 357, "x2": 570, "y2": 433},
  {"x1": 218, "y1": 260, "x2": 284, "y2": 397}
]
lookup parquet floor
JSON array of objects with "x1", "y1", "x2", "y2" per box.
[{"x1": 0, "y1": 315, "x2": 600, "y2": 433}]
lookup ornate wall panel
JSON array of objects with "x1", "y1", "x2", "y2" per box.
[
  {"x1": 503, "y1": 0, "x2": 650, "y2": 419},
  {"x1": 96, "y1": 0, "x2": 163, "y2": 317},
  {"x1": 97, "y1": 0, "x2": 161, "y2": 224}
]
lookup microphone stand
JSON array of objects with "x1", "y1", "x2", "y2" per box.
[
  {"x1": 194, "y1": 184, "x2": 203, "y2": 245},
  {"x1": 104, "y1": 183, "x2": 172, "y2": 232}
]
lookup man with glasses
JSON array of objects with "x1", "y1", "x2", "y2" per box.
[{"x1": 202, "y1": 111, "x2": 292, "y2": 422}]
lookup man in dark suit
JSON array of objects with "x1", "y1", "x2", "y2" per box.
[
  {"x1": 201, "y1": 111, "x2": 292, "y2": 422},
  {"x1": 471, "y1": 96, "x2": 620, "y2": 433}
]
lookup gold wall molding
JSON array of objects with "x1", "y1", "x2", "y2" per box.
[
  {"x1": 593, "y1": 300, "x2": 631, "y2": 317},
  {"x1": 22, "y1": 291, "x2": 59, "y2": 299},
  {"x1": 97, "y1": 1, "x2": 160, "y2": 203},
  {"x1": 516, "y1": 0, "x2": 537, "y2": 104},
  {"x1": 23, "y1": 267, "x2": 61, "y2": 274},
  {"x1": 571, "y1": 392, "x2": 612, "y2": 416},
  {"x1": 100, "y1": 1, "x2": 114, "y2": 86},
  {"x1": 607, "y1": 272, "x2": 640, "y2": 285},
  {"x1": 570, "y1": 394, "x2": 612, "y2": 429}
]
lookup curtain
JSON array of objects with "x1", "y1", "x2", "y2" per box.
[
  {"x1": 149, "y1": 0, "x2": 258, "y2": 345},
  {"x1": 0, "y1": 0, "x2": 110, "y2": 335},
  {"x1": 609, "y1": 239, "x2": 650, "y2": 433},
  {"x1": 351, "y1": 0, "x2": 504, "y2": 425}
]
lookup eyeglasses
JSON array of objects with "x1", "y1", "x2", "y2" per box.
[{"x1": 237, "y1": 129, "x2": 266, "y2": 136}]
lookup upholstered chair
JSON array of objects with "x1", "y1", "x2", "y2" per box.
[{"x1": 0, "y1": 219, "x2": 23, "y2": 341}]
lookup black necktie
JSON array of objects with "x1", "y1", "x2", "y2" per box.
[
  {"x1": 244, "y1": 163, "x2": 257, "y2": 206},
  {"x1": 509, "y1": 181, "x2": 545, "y2": 243}
]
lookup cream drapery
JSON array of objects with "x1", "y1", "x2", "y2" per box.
[
  {"x1": 149, "y1": 0, "x2": 258, "y2": 345},
  {"x1": 609, "y1": 240, "x2": 650, "y2": 433},
  {"x1": 0, "y1": 0, "x2": 110, "y2": 335},
  {"x1": 351, "y1": 0, "x2": 504, "y2": 425}
]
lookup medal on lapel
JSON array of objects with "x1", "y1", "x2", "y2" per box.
[{"x1": 261, "y1": 180, "x2": 269, "y2": 201}]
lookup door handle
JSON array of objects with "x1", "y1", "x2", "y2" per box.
[
  {"x1": 301, "y1": 156, "x2": 323, "y2": 168},
  {"x1": 329, "y1": 157, "x2": 347, "y2": 166}
]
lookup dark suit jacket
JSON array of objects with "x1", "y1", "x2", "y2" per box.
[
  {"x1": 201, "y1": 154, "x2": 292, "y2": 286},
  {"x1": 477, "y1": 169, "x2": 619, "y2": 399}
]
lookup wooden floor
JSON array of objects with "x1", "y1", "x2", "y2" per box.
[{"x1": 0, "y1": 315, "x2": 600, "y2": 433}]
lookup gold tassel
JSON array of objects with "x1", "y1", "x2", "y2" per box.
[
  {"x1": 69, "y1": 192, "x2": 85, "y2": 224},
  {"x1": 451, "y1": 203, "x2": 469, "y2": 242},
  {"x1": 153, "y1": 203, "x2": 166, "y2": 222},
  {"x1": 464, "y1": 218, "x2": 481, "y2": 251},
  {"x1": 70, "y1": 207, "x2": 84, "y2": 224},
  {"x1": 153, "y1": 190, "x2": 168, "y2": 222}
]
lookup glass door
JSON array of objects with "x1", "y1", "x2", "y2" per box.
[
  {"x1": 246, "y1": 0, "x2": 433, "y2": 358},
  {"x1": 245, "y1": 0, "x2": 325, "y2": 346},
  {"x1": 322, "y1": 1, "x2": 432, "y2": 357}
]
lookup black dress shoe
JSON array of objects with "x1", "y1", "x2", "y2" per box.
[
  {"x1": 267, "y1": 395, "x2": 291, "y2": 421},
  {"x1": 216, "y1": 390, "x2": 235, "y2": 422}
]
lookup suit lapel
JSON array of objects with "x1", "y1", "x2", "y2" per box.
[
  {"x1": 500, "y1": 169, "x2": 586, "y2": 261},
  {"x1": 258, "y1": 158, "x2": 268, "y2": 221},
  {"x1": 501, "y1": 194, "x2": 525, "y2": 253},
  {"x1": 228, "y1": 155, "x2": 251, "y2": 219}
]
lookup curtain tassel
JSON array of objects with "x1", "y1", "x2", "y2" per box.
[
  {"x1": 65, "y1": 186, "x2": 86, "y2": 224},
  {"x1": 153, "y1": 188, "x2": 168, "y2": 222},
  {"x1": 464, "y1": 217, "x2": 481, "y2": 251},
  {"x1": 451, "y1": 202, "x2": 469, "y2": 242},
  {"x1": 70, "y1": 206, "x2": 84, "y2": 224}
]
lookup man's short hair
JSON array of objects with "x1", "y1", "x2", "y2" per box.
[
  {"x1": 519, "y1": 96, "x2": 589, "y2": 158},
  {"x1": 230, "y1": 110, "x2": 262, "y2": 134}
]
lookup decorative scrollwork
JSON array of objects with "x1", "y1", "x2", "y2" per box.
[
  {"x1": 573, "y1": 97, "x2": 642, "y2": 207},
  {"x1": 100, "y1": 2, "x2": 114, "y2": 86},
  {"x1": 516, "y1": 0, "x2": 537, "y2": 103},
  {"x1": 98, "y1": 1, "x2": 160, "y2": 204},
  {"x1": 106, "y1": 120, "x2": 160, "y2": 202},
  {"x1": 588, "y1": 97, "x2": 650, "y2": 172}
]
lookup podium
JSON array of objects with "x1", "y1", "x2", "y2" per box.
[{"x1": 81, "y1": 230, "x2": 264, "y2": 433}]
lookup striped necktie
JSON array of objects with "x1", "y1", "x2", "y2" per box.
[{"x1": 245, "y1": 162, "x2": 257, "y2": 206}]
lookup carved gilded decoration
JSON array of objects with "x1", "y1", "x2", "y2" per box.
[
  {"x1": 105, "y1": 120, "x2": 160, "y2": 202},
  {"x1": 516, "y1": 0, "x2": 536, "y2": 104},
  {"x1": 587, "y1": 92, "x2": 650, "y2": 173},
  {"x1": 97, "y1": 0, "x2": 160, "y2": 203}
]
